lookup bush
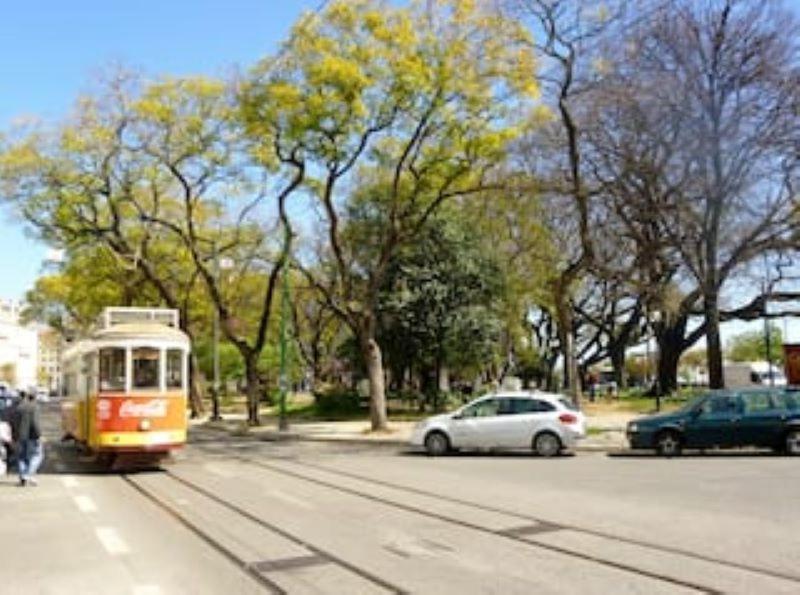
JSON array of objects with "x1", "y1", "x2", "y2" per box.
[{"x1": 313, "y1": 386, "x2": 364, "y2": 417}]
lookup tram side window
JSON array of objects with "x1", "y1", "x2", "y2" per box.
[
  {"x1": 133, "y1": 347, "x2": 160, "y2": 390},
  {"x1": 99, "y1": 348, "x2": 126, "y2": 392},
  {"x1": 166, "y1": 349, "x2": 183, "y2": 390}
]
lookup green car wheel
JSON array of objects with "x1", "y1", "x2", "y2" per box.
[
  {"x1": 656, "y1": 430, "x2": 682, "y2": 457},
  {"x1": 786, "y1": 430, "x2": 800, "y2": 456}
]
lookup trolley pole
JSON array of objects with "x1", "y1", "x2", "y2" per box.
[{"x1": 278, "y1": 244, "x2": 290, "y2": 432}]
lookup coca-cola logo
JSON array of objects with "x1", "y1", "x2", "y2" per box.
[
  {"x1": 97, "y1": 399, "x2": 112, "y2": 420},
  {"x1": 119, "y1": 399, "x2": 168, "y2": 418}
]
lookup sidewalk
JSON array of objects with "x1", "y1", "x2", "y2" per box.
[{"x1": 192, "y1": 412, "x2": 635, "y2": 451}]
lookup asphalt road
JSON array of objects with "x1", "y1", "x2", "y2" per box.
[{"x1": 2, "y1": 403, "x2": 799, "y2": 594}]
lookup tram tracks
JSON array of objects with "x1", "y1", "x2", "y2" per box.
[
  {"x1": 127, "y1": 446, "x2": 800, "y2": 594},
  {"x1": 221, "y1": 452, "x2": 800, "y2": 594},
  {"x1": 288, "y1": 458, "x2": 800, "y2": 587},
  {"x1": 121, "y1": 473, "x2": 405, "y2": 594}
]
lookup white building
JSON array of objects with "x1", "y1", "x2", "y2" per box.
[
  {"x1": 0, "y1": 299, "x2": 39, "y2": 390},
  {"x1": 37, "y1": 327, "x2": 63, "y2": 393}
]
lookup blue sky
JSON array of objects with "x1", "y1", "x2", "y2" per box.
[
  {"x1": 1, "y1": 0, "x2": 798, "y2": 348},
  {"x1": 0, "y1": 0, "x2": 320, "y2": 300}
]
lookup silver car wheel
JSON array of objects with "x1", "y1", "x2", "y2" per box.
[
  {"x1": 786, "y1": 430, "x2": 800, "y2": 456},
  {"x1": 424, "y1": 432, "x2": 449, "y2": 456},
  {"x1": 534, "y1": 432, "x2": 561, "y2": 457}
]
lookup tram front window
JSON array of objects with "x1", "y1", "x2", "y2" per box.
[
  {"x1": 99, "y1": 348, "x2": 125, "y2": 392},
  {"x1": 166, "y1": 349, "x2": 184, "y2": 390},
  {"x1": 133, "y1": 347, "x2": 160, "y2": 390}
]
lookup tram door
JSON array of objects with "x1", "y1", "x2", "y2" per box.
[{"x1": 82, "y1": 353, "x2": 95, "y2": 444}]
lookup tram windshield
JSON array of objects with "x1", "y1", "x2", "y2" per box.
[
  {"x1": 99, "y1": 348, "x2": 126, "y2": 392},
  {"x1": 132, "y1": 347, "x2": 160, "y2": 390}
]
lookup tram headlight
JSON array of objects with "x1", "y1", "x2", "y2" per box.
[{"x1": 139, "y1": 419, "x2": 151, "y2": 431}]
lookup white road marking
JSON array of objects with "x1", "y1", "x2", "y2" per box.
[
  {"x1": 61, "y1": 476, "x2": 79, "y2": 489},
  {"x1": 132, "y1": 586, "x2": 162, "y2": 595},
  {"x1": 270, "y1": 489, "x2": 313, "y2": 510},
  {"x1": 95, "y1": 527, "x2": 130, "y2": 555},
  {"x1": 73, "y1": 495, "x2": 97, "y2": 513}
]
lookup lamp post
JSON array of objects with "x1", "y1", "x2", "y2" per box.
[{"x1": 211, "y1": 243, "x2": 234, "y2": 421}]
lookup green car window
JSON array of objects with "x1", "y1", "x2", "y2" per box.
[
  {"x1": 699, "y1": 395, "x2": 740, "y2": 416},
  {"x1": 774, "y1": 392, "x2": 799, "y2": 411},
  {"x1": 742, "y1": 392, "x2": 776, "y2": 413}
]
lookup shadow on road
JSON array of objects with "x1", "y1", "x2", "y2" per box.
[
  {"x1": 608, "y1": 449, "x2": 784, "y2": 459},
  {"x1": 401, "y1": 449, "x2": 578, "y2": 459}
]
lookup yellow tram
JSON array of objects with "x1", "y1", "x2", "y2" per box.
[{"x1": 61, "y1": 308, "x2": 190, "y2": 465}]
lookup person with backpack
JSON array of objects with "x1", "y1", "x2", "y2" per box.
[{"x1": 13, "y1": 390, "x2": 43, "y2": 486}]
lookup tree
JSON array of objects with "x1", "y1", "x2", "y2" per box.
[
  {"x1": 22, "y1": 247, "x2": 157, "y2": 336},
  {"x1": 130, "y1": 76, "x2": 303, "y2": 425},
  {"x1": 249, "y1": 0, "x2": 538, "y2": 430},
  {"x1": 727, "y1": 326, "x2": 783, "y2": 364},
  {"x1": 378, "y1": 213, "x2": 504, "y2": 408},
  {"x1": 290, "y1": 280, "x2": 344, "y2": 392},
  {"x1": 635, "y1": 0, "x2": 799, "y2": 388},
  {"x1": 583, "y1": 0, "x2": 799, "y2": 392},
  {"x1": 505, "y1": 0, "x2": 637, "y2": 400},
  {"x1": 0, "y1": 73, "x2": 278, "y2": 419}
]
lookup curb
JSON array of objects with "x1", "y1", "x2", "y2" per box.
[{"x1": 192, "y1": 423, "x2": 626, "y2": 452}]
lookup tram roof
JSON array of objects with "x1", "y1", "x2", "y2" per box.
[
  {"x1": 63, "y1": 323, "x2": 190, "y2": 360},
  {"x1": 92, "y1": 322, "x2": 190, "y2": 343}
]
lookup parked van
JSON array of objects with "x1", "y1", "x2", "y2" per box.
[{"x1": 724, "y1": 362, "x2": 787, "y2": 388}]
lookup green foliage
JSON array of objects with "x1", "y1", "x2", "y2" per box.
[
  {"x1": 378, "y1": 215, "x2": 504, "y2": 382},
  {"x1": 22, "y1": 247, "x2": 160, "y2": 334},
  {"x1": 312, "y1": 385, "x2": 364, "y2": 417},
  {"x1": 727, "y1": 325, "x2": 783, "y2": 364},
  {"x1": 194, "y1": 341, "x2": 246, "y2": 387},
  {"x1": 514, "y1": 345, "x2": 545, "y2": 387}
]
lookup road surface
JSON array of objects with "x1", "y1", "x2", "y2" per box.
[{"x1": 1, "y1": 403, "x2": 798, "y2": 594}]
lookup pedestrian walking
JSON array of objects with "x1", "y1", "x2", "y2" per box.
[
  {"x1": 13, "y1": 390, "x2": 44, "y2": 486},
  {"x1": 0, "y1": 416, "x2": 11, "y2": 477}
]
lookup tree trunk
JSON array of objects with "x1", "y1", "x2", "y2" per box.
[
  {"x1": 438, "y1": 366, "x2": 450, "y2": 393},
  {"x1": 655, "y1": 323, "x2": 686, "y2": 396},
  {"x1": 244, "y1": 353, "x2": 260, "y2": 426},
  {"x1": 361, "y1": 334, "x2": 388, "y2": 431},
  {"x1": 188, "y1": 352, "x2": 205, "y2": 419},
  {"x1": 610, "y1": 345, "x2": 627, "y2": 389},
  {"x1": 555, "y1": 297, "x2": 581, "y2": 401},
  {"x1": 704, "y1": 292, "x2": 724, "y2": 389}
]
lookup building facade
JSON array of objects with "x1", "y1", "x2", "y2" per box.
[{"x1": 0, "y1": 299, "x2": 39, "y2": 389}]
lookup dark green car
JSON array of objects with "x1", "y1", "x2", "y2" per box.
[{"x1": 626, "y1": 388, "x2": 800, "y2": 456}]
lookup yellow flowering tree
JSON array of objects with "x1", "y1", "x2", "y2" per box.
[{"x1": 241, "y1": 0, "x2": 540, "y2": 430}]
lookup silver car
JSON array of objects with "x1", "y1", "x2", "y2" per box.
[{"x1": 410, "y1": 391, "x2": 586, "y2": 457}]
